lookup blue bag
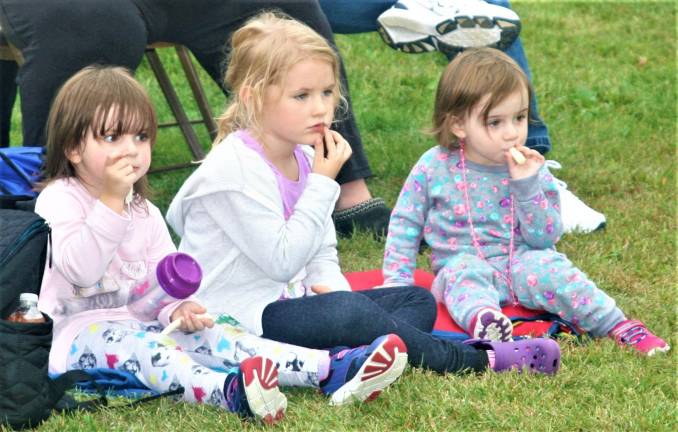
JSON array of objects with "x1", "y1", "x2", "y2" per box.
[
  {"x1": 0, "y1": 147, "x2": 44, "y2": 197},
  {"x1": 66, "y1": 368, "x2": 156, "y2": 398}
]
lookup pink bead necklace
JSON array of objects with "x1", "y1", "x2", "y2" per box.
[{"x1": 458, "y1": 141, "x2": 519, "y2": 305}]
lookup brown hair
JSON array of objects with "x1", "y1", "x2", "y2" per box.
[
  {"x1": 430, "y1": 47, "x2": 532, "y2": 149},
  {"x1": 40, "y1": 65, "x2": 157, "y2": 204},
  {"x1": 214, "y1": 11, "x2": 345, "y2": 144}
]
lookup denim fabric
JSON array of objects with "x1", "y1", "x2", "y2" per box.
[
  {"x1": 319, "y1": 0, "x2": 552, "y2": 153},
  {"x1": 319, "y1": 0, "x2": 393, "y2": 34},
  {"x1": 261, "y1": 286, "x2": 489, "y2": 374}
]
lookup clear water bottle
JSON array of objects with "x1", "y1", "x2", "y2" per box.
[
  {"x1": 6, "y1": 293, "x2": 45, "y2": 323},
  {"x1": 127, "y1": 252, "x2": 202, "y2": 321}
]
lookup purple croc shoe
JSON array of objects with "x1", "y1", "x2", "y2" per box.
[{"x1": 467, "y1": 338, "x2": 561, "y2": 375}]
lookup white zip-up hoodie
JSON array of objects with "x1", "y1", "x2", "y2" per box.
[{"x1": 166, "y1": 132, "x2": 350, "y2": 335}]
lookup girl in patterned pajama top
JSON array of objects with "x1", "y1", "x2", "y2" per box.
[{"x1": 383, "y1": 48, "x2": 669, "y2": 356}]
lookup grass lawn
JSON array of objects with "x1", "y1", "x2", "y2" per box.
[{"x1": 5, "y1": 1, "x2": 676, "y2": 431}]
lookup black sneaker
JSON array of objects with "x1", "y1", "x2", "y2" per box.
[{"x1": 332, "y1": 197, "x2": 392, "y2": 238}]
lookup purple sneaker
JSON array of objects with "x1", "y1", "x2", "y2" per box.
[
  {"x1": 469, "y1": 308, "x2": 513, "y2": 342},
  {"x1": 467, "y1": 338, "x2": 561, "y2": 375}
]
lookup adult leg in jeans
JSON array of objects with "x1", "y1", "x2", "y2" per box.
[
  {"x1": 261, "y1": 287, "x2": 489, "y2": 374},
  {"x1": 319, "y1": 0, "x2": 391, "y2": 34}
]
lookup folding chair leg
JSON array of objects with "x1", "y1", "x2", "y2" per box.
[
  {"x1": 145, "y1": 48, "x2": 206, "y2": 160},
  {"x1": 175, "y1": 46, "x2": 218, "y2": 141}
]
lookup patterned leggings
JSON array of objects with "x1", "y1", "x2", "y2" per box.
[
  {"x1": 66, "y1": 315, "x2": 328, "y2": 407},
  {"x1": 436, "y1": 249, "x2": 625, "y2": 336}
]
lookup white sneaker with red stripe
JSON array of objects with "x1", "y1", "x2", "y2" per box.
[
  {"x1": 225, "y1": 356, "x2": 287, "y2": 424},
  {"x1": 320, "y1": 334, "x2": 408, "y2": 406}
]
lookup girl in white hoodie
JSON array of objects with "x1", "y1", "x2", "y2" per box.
[{"x1": 167, "y1": 12, "x2": 561, "y2": 377}]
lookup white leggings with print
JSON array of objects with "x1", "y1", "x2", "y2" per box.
[{"x1": 66, "y1": 315, "x2": 327, "y2": 407}]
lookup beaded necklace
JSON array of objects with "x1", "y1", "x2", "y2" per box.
[{"x1": 458, "y1": 141, "x2": 519, "y2": 305}]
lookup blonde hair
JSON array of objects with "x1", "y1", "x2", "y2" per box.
[
  {"x1": 40, "y1": 65, "x2": 157, "y2": 203},
  {"x1": 215, "y1": 11, "x2": 344, "y2": 144},
  {"x1": 431, "y1": 47, "x2": 532, "y2": 149}
]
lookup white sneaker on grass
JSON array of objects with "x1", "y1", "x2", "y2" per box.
[
  {"x1": 377, "y1": 0, "x2": 521, "y2": 56},
  {"x1": 546, "y1": 160, "x2": 607, "y2": 234}
]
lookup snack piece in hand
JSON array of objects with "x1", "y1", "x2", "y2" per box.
[
  {"x1": 161, "y1": 313, "x2": 213, "y2": 335},
  {"x1": 509, "y1": 147, "x2": 526, "y2": 165},
  {"x1": 125, "y1": 188, "x2": 134, "y2": 205}
]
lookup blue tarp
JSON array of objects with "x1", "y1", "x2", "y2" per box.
[{"x1": 0, "y1": 147, "x2": 44, "y2": 196}]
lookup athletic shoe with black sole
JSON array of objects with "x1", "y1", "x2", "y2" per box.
[{"x1": 377, "y1": 0, "x2": 521, "y2": 57}]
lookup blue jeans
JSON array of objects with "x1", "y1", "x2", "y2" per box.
[
  {"x1": 261, "y1": 286, "x2": 489, "y2": 374},
  {"x1": 319, "y1": 0, "x2": 551, "y2": 153}
]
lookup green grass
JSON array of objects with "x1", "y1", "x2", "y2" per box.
[{"x1": 5, "y1": 2, "x2": 676, "y2": 431}]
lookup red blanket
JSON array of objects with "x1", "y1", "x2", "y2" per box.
[{"x1": 345, "y1": 269, "x2": 576, "y2": 340}]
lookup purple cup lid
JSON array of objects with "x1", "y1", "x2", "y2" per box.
[{"x1": 156, "y1": 252, "x2": 202, "y2": 299}]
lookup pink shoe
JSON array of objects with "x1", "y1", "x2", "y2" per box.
[{"x1": 609, "y1": 320, "x2": 670, "y2": 356}]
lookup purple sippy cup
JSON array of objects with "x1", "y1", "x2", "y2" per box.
[{"x1": 127, "y1": 252, "x2": 202, "y2": 321}]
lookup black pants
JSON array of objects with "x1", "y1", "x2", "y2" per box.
[
  {"x1": 261, "y1": 286, "x2": 489, "y2": 374},
  {"x1": 0, "y1": 0, "x2": 370, "y2": 183},
  {"x1": 0, "y1": 60, "x2": 17, "y2": 147}
]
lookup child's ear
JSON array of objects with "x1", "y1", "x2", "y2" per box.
[
  {"x1": 239, "y1": 85, "x2": 252, "y2": 106},
  {"x1": 65, "y1": 147, "x2": 82, "y2": 164},
  {"x1": 448, "y1": 115, "x2": 467, "y2": 140}
]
